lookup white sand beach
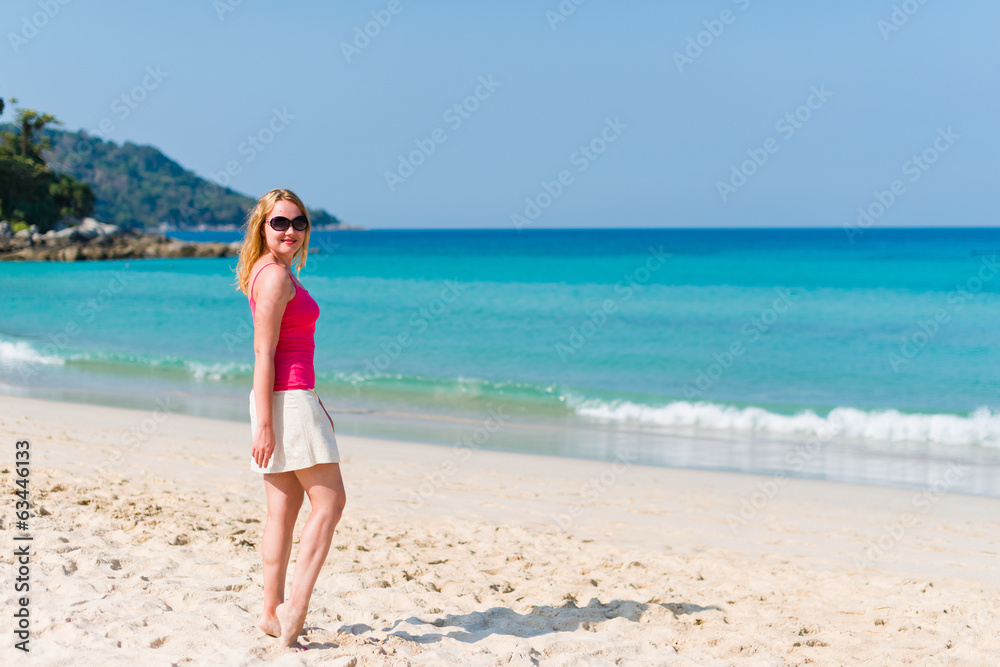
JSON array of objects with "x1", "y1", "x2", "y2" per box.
[{"x1": 1, "y1": 394, "x2": 999, "y2": 665}]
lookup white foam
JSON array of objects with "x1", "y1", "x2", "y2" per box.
[
  {"x1": 185, "y1": 360, "x2": 251, "y2": 381},
  {"x1": 0, "y1": 340, "x2": 65, "y2": 366},
  {"x1": 572, "y1": 398, "x2": 1000, "y2": 448}
]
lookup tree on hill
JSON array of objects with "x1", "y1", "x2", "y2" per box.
[
  {"x1": 0, "y1": 97, "x2": 95, "y2": 232},
  {"x1": 42, "y1": 128, "x2": 345, "y2": 230}
]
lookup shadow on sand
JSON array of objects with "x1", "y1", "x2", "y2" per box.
[{"x1": 380, "y1": 598, "x2": 723, "y2": 644}]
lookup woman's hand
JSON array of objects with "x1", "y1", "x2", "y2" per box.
[
  {"x1": 315, "y1": 393, "x2": 336, "y2": 433},
  {"x1": 252, "y1": 424, "x2": 277, "y2": 469}
]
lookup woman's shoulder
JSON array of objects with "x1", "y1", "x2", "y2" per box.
[
  {"x1": 250, "y1": 258, "x2": 294, "y2": 300},
  {"x1": 251, "y1": 257, "x2": 283, "y2": 274}
]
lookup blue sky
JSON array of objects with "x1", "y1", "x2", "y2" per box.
[{"x1": 2, "y1": 0, "x2": 997, "y2": 229}]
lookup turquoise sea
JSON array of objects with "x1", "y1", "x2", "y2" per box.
[{"x1": 2, "y1": 228, "x2": 999, "y2": 495}]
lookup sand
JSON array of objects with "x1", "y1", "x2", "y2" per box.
[{"x1": 1, "y1": 394, "x2": 999, "y2": 666}]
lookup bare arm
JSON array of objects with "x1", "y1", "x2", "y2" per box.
[{"x1": 250, "y1": 265, "x2": 294, "y2": 469}]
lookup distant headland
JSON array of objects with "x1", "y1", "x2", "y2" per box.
[{"x1": 0, "y1": 95, "x2": 363, "y2": 240}]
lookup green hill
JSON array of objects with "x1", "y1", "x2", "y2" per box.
[{"x1": 33, "y1": 126, "x2": 345, "y2": 230}]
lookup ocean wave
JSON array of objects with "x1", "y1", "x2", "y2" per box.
[
  {"x1": 571, "y1": 398, "x2": 1000, "y2": 447},
  {"x1": 184, "y1": 360, "x2": 253, "y2": 381},
  {"x1": 3, "y1": 333, "x2": 997, "y2": 448},
  {"x1": 0, "y1": 338, "x2": 253, "y2": 383},
  {"x1": 318, "y1": 369, "x2": 573, "y2": 411},
  {"x1": 0, "y1": 339, "x2": 65, "y2": 366},
  {"x1": 58, "y1": 350, "x2": 252, "y2": 381}
]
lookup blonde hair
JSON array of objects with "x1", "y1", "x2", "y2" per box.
[{"x1": 234, "y1": 188, "x2": 311, "y2": 295}]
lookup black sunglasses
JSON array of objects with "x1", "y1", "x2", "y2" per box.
[{"x1": 267, "y1": 215, "x2": 309, "y2": 232}]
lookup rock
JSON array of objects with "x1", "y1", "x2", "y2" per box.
[
  {"x1": 10, "y1": 246, "x2": 54, "y2": 260},
  {"x1": 118, "y1": 242, "x2": 143, "y2": 257},
  {"x1": 10, "y1": 225, "x2": 40, "y2": 247},
  {"x1": 81, "y1": 245, "x2": 107, "y2": 260},
  {"x1": 195, "y1": 243, "x2": 229, "y2": 258},
  {"x1": 44, "y1": 227, "x2": 78, "y2": 241},
  {"x1": 0, "y1": 223, "x2": 239, "y2": 262},
  {"x1": 39, "y1": 217, "x2": 122, "y2": 243},
  {"x1": 13, "y1": 228, "x2": 33, "y2": 244},
  {"x1": 157, "y1": 241, "x2": 197, "y2": 258},
  {"x1": 76, "y1": 217, "x2": 121, "y2": 241},
  {"x1": 0, "y1": 221, "x2": 12, "y2": 239}
]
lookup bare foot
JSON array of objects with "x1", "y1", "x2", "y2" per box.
[
  {"x1": 257, "y1": 614, "x2": 280, "y2": 638},
  {"x1": 275, "y1": 601, "x2": 307, "y2": 647}
]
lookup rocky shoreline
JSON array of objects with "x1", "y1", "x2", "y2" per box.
[{"x1": 0, "y1": 218, "x2": 241, "y2": 262}]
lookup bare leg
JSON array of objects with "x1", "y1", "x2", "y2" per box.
[
  {"x1": 276, "y1": 462, "x2": 346, "y2": 647},
  {"x1": 259, "y1": 471, "x2": 304, "y2": 637}
]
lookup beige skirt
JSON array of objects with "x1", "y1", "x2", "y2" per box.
[{"x1": 249, "y1": 388, "x2": 340, "y2": 474}]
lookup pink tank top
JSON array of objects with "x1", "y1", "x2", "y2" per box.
[{"x1": 249, "y1": 262, "x2": 320, "y2": 391}]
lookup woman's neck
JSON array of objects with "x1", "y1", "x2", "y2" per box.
[{"x1": 266, "y1": 254, "x2": 292, "y2": 269}]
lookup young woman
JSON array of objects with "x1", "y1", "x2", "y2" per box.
[{"x1": 234, "y1": 188, "x2": 346, "y2": 648}]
